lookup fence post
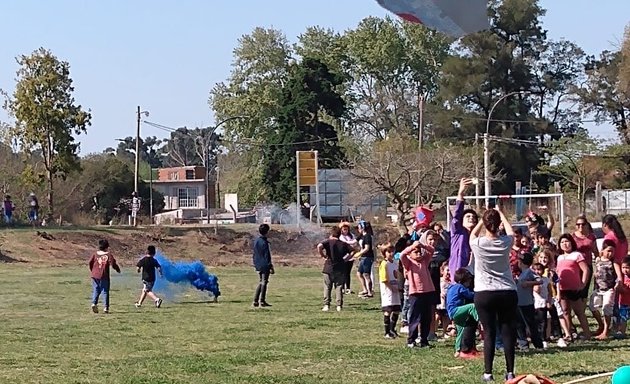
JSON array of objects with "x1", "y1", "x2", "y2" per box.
[{"x1": 595, "y1": 182, "x2": 602, "y2": 216}]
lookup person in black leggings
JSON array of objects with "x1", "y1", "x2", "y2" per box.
[{"x1": 469, "y1": 208, "x2": 518, "y2": 383}]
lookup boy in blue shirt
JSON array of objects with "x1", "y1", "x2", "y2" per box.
[
  {"x1": 446, "y1": 268, "x2": 479, "y2": 358},
  {"x1": 516, "y1": 252, "x2": 544, "y2": 349}
]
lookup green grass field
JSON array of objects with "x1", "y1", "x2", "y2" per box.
[{"x1": 0, "y1": 265, "x2": 626, "y2": 384}]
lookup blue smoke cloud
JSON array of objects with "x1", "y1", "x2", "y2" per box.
[{"x1": 155, "y1": 252, "x2": 220, "y2": 298}]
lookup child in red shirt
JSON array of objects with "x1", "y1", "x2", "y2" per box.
[
  {"x1": 617, "y1": 257, "x2": 630, "y2": 338},
  {"x1": 88, "y1": 239, "x2": 121, "y2": 314}
]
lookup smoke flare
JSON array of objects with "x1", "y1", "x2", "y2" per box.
[{"x1": 155, "y1": 252, "x2": 220, "y2": 298}]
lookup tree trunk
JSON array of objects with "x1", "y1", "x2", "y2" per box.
[
  {"x1": 392, "y1": 199, "x2": 409, "y2": 236},
  {"x1": 47, "y1": 169, "x2": 54, "y2": 218},
  {"x1": 577, "y1": 178, "x2": 586, "y2": 214}
]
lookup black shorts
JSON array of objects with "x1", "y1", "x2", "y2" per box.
[
  {"x1": 577, "y1": 265, "x2": 593, "y2": 299},
  {"x1": 560, "y1": 290, "x2": 582, "y2": 301},
  {"x1": 382, "y1": 305, "x2": 402, "y2": 313}
]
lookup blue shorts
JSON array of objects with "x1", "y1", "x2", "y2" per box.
[
  {"x1": 619, "y1": 305, "x2": 630, "y2": 323},
  {"x1": 143, "y1": 280, "x2": 155, "y2": 292},
  {"x1": 357, "y1": 257, "x2": 373, "y2": 274}
]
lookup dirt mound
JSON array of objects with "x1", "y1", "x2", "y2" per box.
[{"x1": 0, "y1": 223, "x2": 403, "y2": 267}]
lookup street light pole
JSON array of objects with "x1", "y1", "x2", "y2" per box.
[
  {"x1": 135, "y1": 106, "x2": 150, "y2": 193},
  {"x1": 135, "y1": 106, "x2": 141, "y2": 193}
]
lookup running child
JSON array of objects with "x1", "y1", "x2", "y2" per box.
[
  {"x1": 135, "y1": 245, "x2": 164, "y2": 308},
  {"x1": 379, "y1": 243, "x2": 401, "y2": 338},
  {"x1": 88, "y1": 239, "x2": 121, "y2": 314}
]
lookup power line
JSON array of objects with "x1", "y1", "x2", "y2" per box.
[{"x1": 143, "y1": 120, "x2": 343, "y2": 147}]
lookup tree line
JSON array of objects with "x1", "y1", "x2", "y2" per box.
[{"x1": 1, "y1": 0, "x2": 629, "y2": 225}]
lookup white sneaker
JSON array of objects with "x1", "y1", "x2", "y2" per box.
[
  {"x1": 557, "y1": 338, "x2": 568, "y2": 348},
  {"x1": 542, "y1": 341, "x2": 548, "y2": 349},
  {"x1": 400, "y1": 326, "x2": 409, "y2": 334},
  {"x1": 134, "y1": 302, "x2": 141, "y2": 308},
  {"x1": 322, "y1": 305, "x2": 330, "y2": 312},
  {"x1": 336, "y1": 306, "x2": 342, "y2": 312}
]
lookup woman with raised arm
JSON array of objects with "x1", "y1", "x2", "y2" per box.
[
  {"x1": 470, "y1": 208, "x2": 518, "y2": 383},
  {"x1": 449, "y1": 178, "x2": 479, "y2": 275}
]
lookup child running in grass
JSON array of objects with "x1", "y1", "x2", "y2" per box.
[
  {"x1": 88, "y1": 239, "x2": 121, "y2": 314},
  {"x1": 135, "y1": 245, "x2": 164, "y2": 308},
  {"x1": 379, "y1": 243, "x2": 401, "y2": 338}
]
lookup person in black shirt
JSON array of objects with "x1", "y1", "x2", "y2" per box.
[
  {"x1": 135, "y1": 245, "x2": 163, "y2": 308},
  {"x1": 355, "y1": 221, "x2": 375, "y2": 298},
  {"x1": 318, "y1": 226, "x2": 355, "y2": 312}
]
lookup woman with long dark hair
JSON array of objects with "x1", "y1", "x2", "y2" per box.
[
  {"x1": 338, "y1": 222, "x2": 358, "y2": 294},
  {"x1": 602, "y1": 214, "x2": 629, "y2": 335},
  {"x1": 355, "y1": 221, "x2": 375, "y2": 298},
  {"x1": 469, "y1": 208, "x2": 518, "y2": 382},
  {"x1": 602, "y1": 214, "x2": 629, "y2": 287},
  {"x1": 571, "y1": 215, "x2": 598, "y2": 327}
]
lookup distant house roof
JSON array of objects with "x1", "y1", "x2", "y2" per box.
[{"x1": 146, "y1": 179, "x2": 207, "y2": 184}]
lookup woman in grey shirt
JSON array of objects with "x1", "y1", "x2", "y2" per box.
[{"x1": 470, "y1": 208, "x2": 518, "y2": 383}]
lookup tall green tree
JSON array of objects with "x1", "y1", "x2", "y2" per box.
[
  {"x1": 3, "y1": 48, "x2": 91, "y2": 216},
  {"x1": 209, "y1": 27, "x2": 293, "y2": 205},
  {"x1": 620, "y1": 24, "x2": 630, "y2": 97},
  {"x1": 577, "y1": 50, "x2": 630, "y2": 145},
  {"x1": 435, "y1": 0, "x2": 582, "y2": 192},
  {"x1": 341, "y1": 17, "x2": 450, "y2": 140},
  {"x1": 261, "y1": 58, "x2": 346, "y2": 204},
  {"x1": 112, "y1": 135, "x2": 164, "y2": 168}
]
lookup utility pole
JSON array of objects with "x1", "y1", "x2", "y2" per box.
[
  {"x1": 418, "y1": 93, "x2": 424, "y2": 150},
  {"x1": 475, "y1": 133, "x2": 480, "y2": 209},
  {"x1": 135, "y1": 106, "x2": 141, "y2": 193},
  {"x1": 483, "y1": 133, "x2": 490, "y2": 208}
]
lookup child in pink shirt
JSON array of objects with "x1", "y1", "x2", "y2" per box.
[{"x1": 400, "y1": 239, "x2": 435, "y2": 348}]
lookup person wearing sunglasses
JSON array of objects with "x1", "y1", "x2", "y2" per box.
[{"x1": 572, "y1": 215, "x2": 598, "y2": 290}]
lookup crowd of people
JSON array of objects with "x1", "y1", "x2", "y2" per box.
[{"x1": 252, "y1": 178, "x2": 630, "y2": 382}]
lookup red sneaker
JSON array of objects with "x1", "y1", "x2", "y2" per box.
[{"x1": 458, "y1": 351, "x2": 480, "y2": 359}]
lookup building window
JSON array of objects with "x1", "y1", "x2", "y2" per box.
[
  {"x1": 177, "y1": 187, "x2": 198, "y2": 208},
  {"x1": 185, "y1": 170, "x2": 195, "y2": 179},
  {"x1": 169, "y1": 172, "x2": 179, "y2": 180}
]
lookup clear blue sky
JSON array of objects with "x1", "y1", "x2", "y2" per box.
[{"x1": 1, "y1": 0, "x2": 628, "y2": 155}]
